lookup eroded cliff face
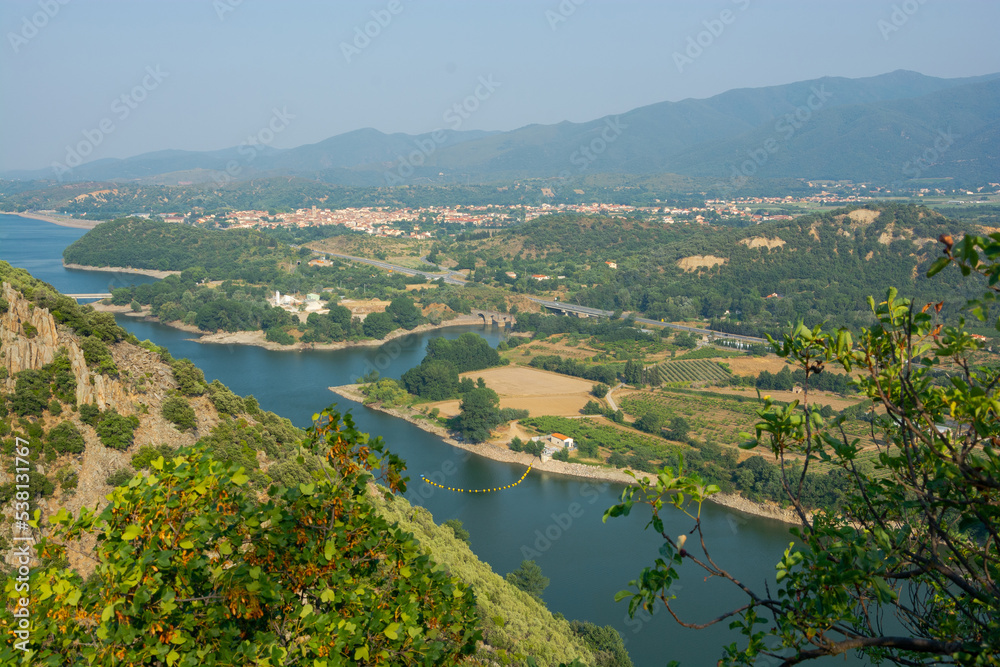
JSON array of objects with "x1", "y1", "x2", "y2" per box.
[
  {"x1": 1, "y1": 282, "x2": 218, "y2": 572},
  {"x1": 1, "y1": 282, "x2": 132, "y2": 411}
]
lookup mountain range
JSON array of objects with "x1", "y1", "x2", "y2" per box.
[{"x1": 5, "y1": 70, "x2": 998, "y2": 188}]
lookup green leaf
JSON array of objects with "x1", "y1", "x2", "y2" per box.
[
  {"x1": 179, "y1": 540, "x2": 195, "y2": 550},
  {"x1": 231, "y1": 470, "x2": 249, "y2": 486},
  {"x1": 299, "y1": 482, "x2": 315, "y2": 495},
  {"x1": 383, "y1": 622, "x2": 400, "y2": 640},
  {"x1": 926, "y1": 256, "x2": 951, "y2": 277},
  {"x1": 122, "y1": 525, "x2": 143, "y2": 541},
  {"x1": 354, "y1": 645, "x2": 369, "y2": 661},
  {"x1": 300, "y1": 603, "x2": 313, "y2": 618}
]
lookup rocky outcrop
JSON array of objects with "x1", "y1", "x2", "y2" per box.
[
  {"x1": 1, "y1": 282, "x2": 132, "y2": 412},
  {"x1": 1, "y1": 281, "x2": 59, "y2": 377},
  {"x1": 0, "y1": 281, "x2": 216, "y2": 572}
]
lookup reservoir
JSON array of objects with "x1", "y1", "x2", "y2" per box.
[{"x1": 0, "y1": 213, "x2": 860, "y2": 665}]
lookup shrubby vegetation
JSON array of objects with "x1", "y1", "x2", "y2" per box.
[
  {"x1": 161, "y1": 395, "x2": 196, "y2": 430},
  {"x1": 605, "y1": 234, "x2": 1000, "y2": 665},
  {"x1": 3, "y1": 409, "x2": 482, "y2": 665}
]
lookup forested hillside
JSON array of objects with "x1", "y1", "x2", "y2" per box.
[
  {"x1": 441, "y1": 203, "x2": 982, "y2": 334},
  {"x1": 62, "y1": 217, "x2": 301, "y2": 280}
]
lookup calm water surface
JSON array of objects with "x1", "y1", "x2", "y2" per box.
[{"x1": 0, "y1": 214, "x2": 861, "y2": 666}]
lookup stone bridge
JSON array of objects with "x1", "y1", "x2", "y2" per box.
[{"x1": 470, "y1": 308, "x2": 516, "y2": 328}]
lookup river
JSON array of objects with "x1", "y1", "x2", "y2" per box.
[{"x1": 0, "y1": 213, "x2": 861, "y2": 666}]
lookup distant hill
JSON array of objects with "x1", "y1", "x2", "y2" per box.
[
  {"x1": 4, "y1": 70, "x2": 998, "y2": 187},
  {"x1": 429, "y1": 202, "x2": 986, "y2": 336}
]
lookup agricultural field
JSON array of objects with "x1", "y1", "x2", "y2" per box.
[
  {"x1": 619, "y1": 387, "x2": 876, "y2": 461},
  {"x1": 428, "y1": 365, "x2": 595, "y2": 418},
  {"x1": 519, "y1": 415, "x2": 682, "y2": 467},
  {"x1": 646, "y1": 359, "x2": 731, "y2": 385}
]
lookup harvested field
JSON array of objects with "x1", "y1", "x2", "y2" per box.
[
  {"x1": 722, "y1": 355, "x2": 793, "y2": 376},
  {"x1": 428, "y1": 366, "x2": 595, "y2": 418},
  {"x1": 714, "y1": 386, "x2": 859, "y2": 411}
]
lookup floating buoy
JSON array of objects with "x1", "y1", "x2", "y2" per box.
[{"x1": 421, "y1": 466, "x2": 533, "y2": 493}]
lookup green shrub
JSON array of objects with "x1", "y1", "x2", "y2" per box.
[
  {"x1": 81, "y1": 336, "x2": 118, "y2": 375},
  {"x1": 171, "y1": 359, "x2": 207, "y2": 396},
  {"x1": 443, "y1": 519, "x2": 471, "y2": 546},
  {"x1": 95, "y1": 409, "x2": 140, "y2": 451},
  {"x1": 55, "y1": 466, "x2": 78, "y2": 492},
  {"x1": 47, "y1": 421, "x2": 86, "y2": 455},
  {"x1": 161, "y1": 396, "x2": 196, "y2": 430},
  {"x1": 207, "y1": 380, "x2": 244, "y2": 416},
  {"x1": 11, "y1": 369, "x2": 50, "y2": 416},
  {"x1": 131, "y1": 444, "x2": 174, "y2": 470},
  {"x1": 105, "y1": 468, "x2": 134, "y2": 487},
  {"x1": 79, "y1": 403, "x2": 101, "y2": 426}
]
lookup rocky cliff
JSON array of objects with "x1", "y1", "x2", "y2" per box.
[{"x1": 1, "y1": 280, "x2": 220, "y2": 571}]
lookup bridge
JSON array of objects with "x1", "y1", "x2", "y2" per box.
[
  {"x1": 527, "y1": 297, "x2": 766, "y2": 344},
  {"x1": 470, "y1": 308, "x2": 516, "y2": 328},
  {"x1": 65, "y1": 293, "x2": 112, "y2": 300}
]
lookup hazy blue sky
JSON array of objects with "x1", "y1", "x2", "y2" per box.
[{"x1": 2, "y1": 0, "x2": 999, "y2": 171}]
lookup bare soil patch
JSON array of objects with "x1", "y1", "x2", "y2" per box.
[
  {"x1": 739, "y1": 236, "x2": 786, "y2": 250},
  {"x1": 677, "y1": 255, "x2": 727, "y2": 272},
  {"x1": 848, "y1": 209, "x2": 881, "y2": 224},
  {"x1": 340, "y1": 298, "x2": 390, "y2": 318}
]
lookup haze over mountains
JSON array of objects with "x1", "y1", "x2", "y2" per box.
[{"x1": 6, "y1": 70, "x2": 998, "y2": 188}]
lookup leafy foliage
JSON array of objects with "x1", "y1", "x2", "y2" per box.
[
  {"x1": 3, "y1": 408, "x2": 481, "y2": 666},
  {"x1": 604, "y1": 234, "x2": 1000, "y2": 665},
  {"x1": 454, "y1": 387, "x2": 501, "y2": 443},
  {"x1": 425, "y1": 333, "x2": 501, "y2": 373}
]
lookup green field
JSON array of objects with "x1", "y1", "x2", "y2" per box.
[{"x1": 647, "y1": 359, "x2": 731, "y2": 385}]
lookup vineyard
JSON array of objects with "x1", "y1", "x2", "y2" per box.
[{"x1": 646, "y1": 359, "x2": 731, "y2": 385}]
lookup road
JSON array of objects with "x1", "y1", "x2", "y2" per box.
[
  {"x1": 303, "y1": 247, "x2": 467, "y2": 286},
  {"x1": 306, "y1": 251, "x2": 765, "y2": 344},
  {"x1": 526, "y1": 297, "x2": 767, "y2": 344}
]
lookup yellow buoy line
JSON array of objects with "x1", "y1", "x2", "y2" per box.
[{"x1": 421, "y1": 465, "x2": 533, "y2": 493}]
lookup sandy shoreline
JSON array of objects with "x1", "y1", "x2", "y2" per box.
[
  {"x1": 63, "y1": 262, "x2": 181, "y2": 279},
  {"x1": 329, "y1": 384, "x2": 804, "y2": 525},
  {"x1": 4, "y1": 210, "x2": 104, "y2": 230},
  {"x1": 90, "y1": 301, "x2": 491, "y2": 352}
]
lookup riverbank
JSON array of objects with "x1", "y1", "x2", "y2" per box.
[
  {"x1": 5, "y1": 210, "x2": 103, "y2": 230},
  {"x1": 329, "y1": 384, "x2": 804, "y2": 525},
  {"x1": 63, "y1": 262, "x2": 180, "y2": 279},
  {"x1": 329, "y1": 384, "x2": 644, "y2": 486},
  {"x1": 91, "y1": 301, "x2": 492, "y2": 352}
]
